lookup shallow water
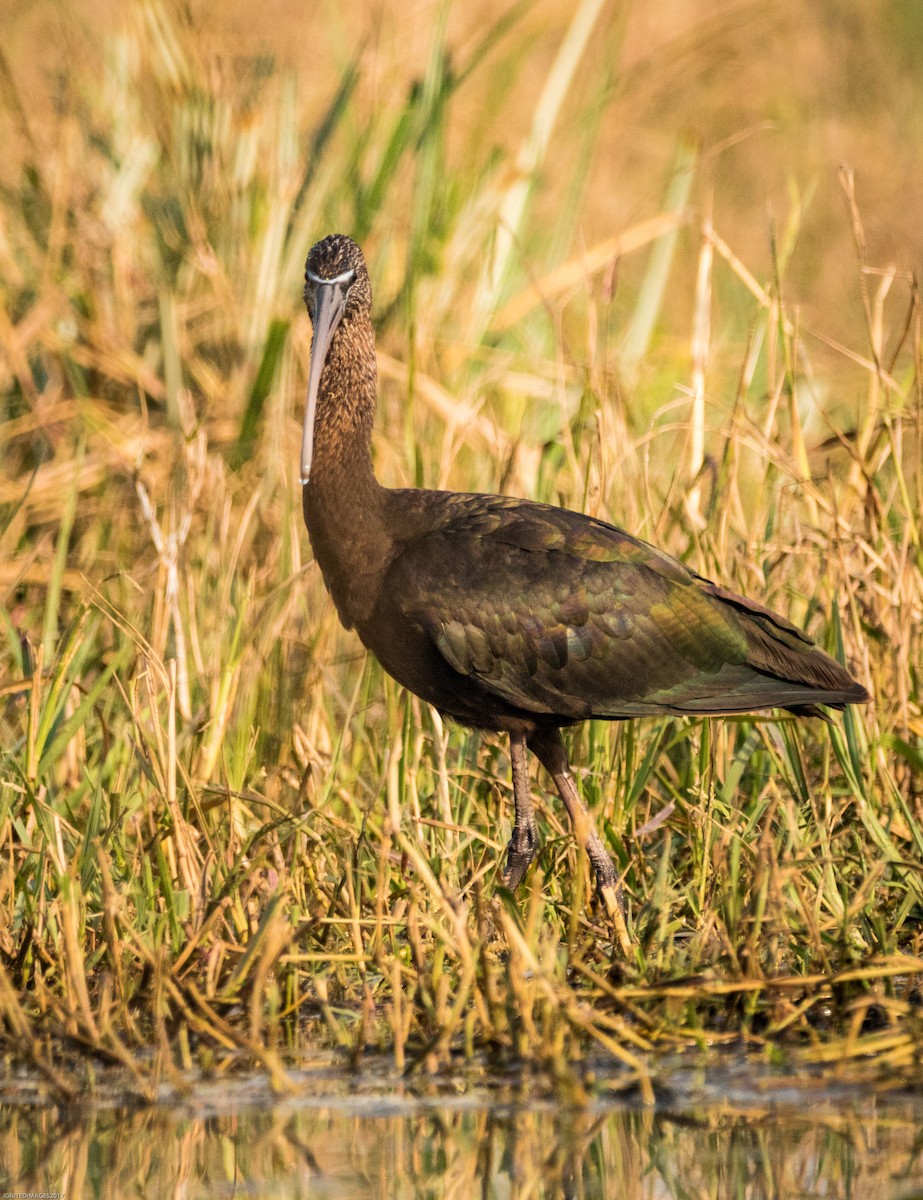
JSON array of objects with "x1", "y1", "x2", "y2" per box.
[{"x1": 2, "y1": 1056, "x2": 922, "y2": 1199}]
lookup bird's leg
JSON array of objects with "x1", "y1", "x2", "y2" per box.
[
  {"x1": 527, "y1": 728, "x2": 632, "y2": 956},
  {"x1": 502, "y1": 731, "x2": 539, "y2": 890}
]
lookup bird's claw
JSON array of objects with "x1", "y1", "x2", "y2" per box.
[
  {"x1": 597, "y1": 880, "x2": 632, "y2": 958},
  {"x1": 502, "y1": 824, "x2": 538, "y2": 890}
]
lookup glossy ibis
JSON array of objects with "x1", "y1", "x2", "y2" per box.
[{"x1": 299, "y1": 233, "x2": 869, "y2": 944}]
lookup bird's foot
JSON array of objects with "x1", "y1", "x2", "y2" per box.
[
  {"x1": 588, "y1": 844, "x2": 632, "y2": 958},
  {"x1": 502, "y1": 823, "x2": 538, "y2": 891}
]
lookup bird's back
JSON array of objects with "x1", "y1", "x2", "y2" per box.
[{"x1": 354, "y1": 490, "x2": 867, "y2": 730}]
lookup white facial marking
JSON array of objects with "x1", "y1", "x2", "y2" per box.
[{"x1": 306, "y1": 269, "x2": 355, "y2": 286}]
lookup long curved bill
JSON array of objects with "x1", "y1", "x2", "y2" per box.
[{"x1": 301, "y1": 280, "x2": 350, "y2": 485}]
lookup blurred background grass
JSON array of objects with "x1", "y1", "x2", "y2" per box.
[{"x1": 0, "y1": 0, "x2": 921, "y2": 1094}]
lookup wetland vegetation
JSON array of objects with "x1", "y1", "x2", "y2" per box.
[{"x1": 1, "y1": 1, "x2": 922, "y2": 1193}]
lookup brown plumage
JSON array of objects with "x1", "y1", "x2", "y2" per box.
[{"x1": 299, "y1": 233, "x2": 869, "y2": 944}]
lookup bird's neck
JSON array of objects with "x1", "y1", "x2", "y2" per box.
[{"x1": 301, "y1": 312, "x2": 389, "y2": 628}]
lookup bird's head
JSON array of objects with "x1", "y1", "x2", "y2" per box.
[
  {"x1": 303, "y1": 234, "x2": 371, "y2": 321},
  {"x1": 301, "y1": 235, "x2": 371, "y2": 485}
]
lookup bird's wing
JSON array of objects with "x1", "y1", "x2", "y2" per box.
[{"x1": 383, "y1": 496, "x2": 837, "y2": 719}]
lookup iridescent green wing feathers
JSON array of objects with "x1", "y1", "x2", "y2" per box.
[{"x1": 386, "y1": 495, "x2": 864, "y2": 718}]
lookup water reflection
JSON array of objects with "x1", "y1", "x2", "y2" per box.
[{"x1": 2, "y1": 1070, "x2": 922, "y2": 1199}]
